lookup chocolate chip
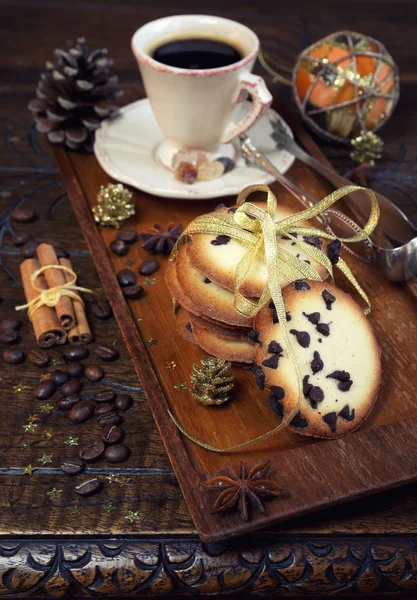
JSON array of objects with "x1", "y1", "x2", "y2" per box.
[
  {"x1": 52, "y1": 369, "x2": 68, "y2": 387},
  {"x1": 91, "y1": 301, "x2": 113, "y2": 320},
  {"x1": 309, "y1": 386, "x2": 324, "y2": 409},
  {"x1": 186, "y1": 322, "x2": 192, "y2": 332},
  {"x1": 322, "y1": 289, "x2": 336, "y2": 310},
  {"x1": 0, "y1": 318, "x2": 21, "y2": 330},
  {"x1": 61, "y1": 379, "x2": 83, "y2": 396},
  {"x1": 3, "y1": 349, "x2": 25, "y2": 364},
  {"x1": 262, "y1": 354, "x2": 280, "y2": 369},
  {"x1": 227, "y1": 207, "x2": 237, "y2": 214},
  {"x1": 303, "y1": 235, "x2": 322, "y2": 249},
  {"x1": 291, "y1": 411, "x2": 308, "y2": 428},
  {"x1": 327, "y1": 370, "x2": 350, "y2": 382},
  {"x1": 268, "y1": 341, "x2": 283, "y2": 355},
  {"x1": 95, "y1": 389, "x2": 116, "y2": 403},
  {"x1": 328, "y1": 239, "x2": 341, "y2": 264},
  {"x1": 317, "y1": 322, "x2": 330, "y2": 336},
  {"x1": 203, "y1": 277, "x2": 211, "y2": 284},
  {"x1": 12, "y1": 207, "x2": 37, "y2": 223},
  {"x1": 303, "y1": 311, "x2": 320, "y2": 325},
  {"x1": 94, "y1": 403, "x2": 113, "y2": 416},
  {"x1": 290, "y1": 329, "x2": 310, "y2": 348},
  {"x1": 338, "y1": 380, "x2": 353, "y2": 392},
  {"x1": 139, "y1": 258, "x2": 160, "y2": 275},
  {"x1": 110, "y1": 239, "x2": 128, "y2": 256},
  {"x1": 268, "y1": 302, "x2": 291, "y2": 324},
  {"x1": 248, "y1": 330, "x2": 262, "y2": 346},
  {"x1": 269, "y1": 392, "x2": 284, "y2": 417},
  {"x1": 34, "y1": 380, "x2": 56, "y2": 400},
  {"x1": 98, "y1": 412, "x2": 122, "y2": 426},
  {"x1": 116, "y1": 229, "x2": 138, "y2": 244},
  {"x1": 75, "y1": 478, "x2": 102, "y2": 496},
  {"x1": 28, "y1": 349, "x2": 49, "y2": 367},
  {"x1": 21, "y1": 239, "x2": 39, "y2": 258},
  {"x1": 0, "y1": 328, "x2": 19, "y2": 344},
  {"x1": 210, "y1": 235, "x2": 230, "y2": 246},
  {"x1": 101, "y1": 424, "x2": 124, "y2": 445},
  {"x1": 311, "y1": 351, "x2": 323, "y2": 374},
  {"x1": 85, "y1": 365, "x2": 104, "y2": 382},
  {"x1": 68, "y1": 399, "x2": 94, "y2": 423},
  {"x1": 95, "y1": 345, "x2": 119, "y2": 362},
  {"x1": 253, "y1": 364, "x2": 265, "y2": 390},
  {"x1": 323, "y1": 412, "x2": 338, "y2": 432},
  {"x1": 123, "y1": 285, "x2": 144, "y2": 300},
  {"x1": 339, "y1": 405, "x2": 355, "y2": 421},
  {"x1": 66, "y1": 362, "x2": 85, "y2": 378},
  {"x1": 303, "y1": 375, "x2": 312, "y2": 398},
  {"x1": 104, "y1": 444, "x2": 130, "y2": 463},
  {"x1": 57, "y1": 394, "x2": 80, "y2": 411},
  {"x1": 79, "y1": 440, "x2": 105, "y2": 462},
  {"x1": 63, "y1": 346, "x2": 89, "y2": 362},
  {"x1": 115, "y1": 393, "x2": 133, "y2": 411},
  {"x1": 61, "y1": 458, "x2": 84, "y2": 475},
  {"x1": 117, "y1": 268, "x2": 136, "y2": 287},
  {"x1": 11, "y1": 232, "x2": 31, "y2": 246},
  {"x1": 294, "y1": 280, "x2": 311, "y2": 291}
]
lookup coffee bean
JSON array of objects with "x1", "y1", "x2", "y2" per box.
[
  {"x1": 52, "y1": 369, "x2": 68, "y2": 387},
  {"x1": 101, "y1": 425, "x2": 124, "y2": 445},
  {"x1": 117, "y1": 268, "x2": 136, "y2": 287},
  {"x1": 98, "y1": 412, "x2": 122, "y2": 427},
  {"x1": 3, "y1": 349, "x2": 25, "y2": 364},
  {"x1": 28, "y1": 349, "x2": 49, "y2": 368},
  {"x1": 94, "y1": 403, "x2": 113, "y2": 416},
  {"x1": 79, "y1": 440, "x2": 105, "y2": 462},
  {"x1": 90, "y1": 301, "x2": 113, "y2": 320},
  {"x1": 54, "y1": 246, "x2": 69, "y2": 258},
  {"x1": 21, "y1": 239, "x2": 39, "y2": 258},
  {"x1": 11, "y1": 232, "x2": 31, "y2": 246},
  {"x1": 0, "y1": 318, "x2": 21, "y2": 330},
  {"x1": 63, "y1": 346, "x2": 89, "y2": 362},
  {"x1": 57, "y1": 393, "x2": 80, "y2": 411},
  {"x1": 0, "y1": 329, "x2": 19, "y2": 345},
  {"x1": 123, "y1": 285, "x2": 143, "y2": 300},
  {"x1": 61, "y1": 458, "x2": 84, "y2": 475},
  {"x1": 95, "y1": 389, "x2": 116, "y2": 403},
  {"x1": 110, "y1": 239, "x2": 128, "y2": 256},
  {"x1": 69, "y1": 399, "x2": 95, "y2": 423},
  {"x1": 34, "y1": 379, "x2": 56, "y2": 400},
  {"x1": 95, "y1": 345, "x2": 119, "y2": 362},
  {"x1": 85, "y1": 365, "x2": 104, "y2": 382},
  {"x1": 12, "y1": 207, "x2": 37, "y2": 223},
  {"x1": 139, "y1": 258, "x2": 160, "y2": 275},
  {"x1": 104, "y1": 444, "x2": 130, "y2": 463},
  {"x1": 115, "y1": 393, "x2": 133, "y2": 411},
  {"x1": 61, "y1": 379, "x2": 83, "y2": 396},
  {"x1": 75, "y1": 477, "x2": 102, "y2": 496},
  {"x1": 116, "y1": 229, "x2": 138, "y2": 244},
  {"x1": 67, "y1": 362, "x2": 85, "y2": 378}
]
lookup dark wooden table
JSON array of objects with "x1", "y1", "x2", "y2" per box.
[{"x1": 1, "y1": 0, "x2": 417, "y2": 596}]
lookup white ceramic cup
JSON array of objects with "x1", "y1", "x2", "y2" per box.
[{"x1": 131, "y1": 15, "x2": 272, "y2": 165}]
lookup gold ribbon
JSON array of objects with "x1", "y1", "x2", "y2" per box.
[
  {"x1": 168, "y1": 184, "x2": 380, "y2": 453},
  {"x1": 16, "y1": 265, "x2": 96, "y2": 320}
]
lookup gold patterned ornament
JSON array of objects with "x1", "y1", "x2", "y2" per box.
[
  {"x1": 93, "y1": 183, "x2": 135, "y2": 228},
  {"x1": 191, "y1": 357, "x2": 234, "y2": 407},
  {"x1": 350, "y1": 130, "x2": 384, "y2": 164}
]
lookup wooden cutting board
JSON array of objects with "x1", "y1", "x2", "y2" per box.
[{"x1": 52, "y1": 100, "x2": 417, "y2": 543}]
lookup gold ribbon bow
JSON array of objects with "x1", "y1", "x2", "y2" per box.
[
  {"x1": 168, "y1": 184, "x2": 380, "y2": 453},
  {"x1": 16, "y1": 265, "x2": 95, "y2": 320}
]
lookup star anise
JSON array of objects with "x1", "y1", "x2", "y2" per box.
[
  {"x1": 141, "y1": 222, "x2": 182, "y2": 255},
  {"x1": 203, "y1": 460, "x2": 283, "y2": 521}
]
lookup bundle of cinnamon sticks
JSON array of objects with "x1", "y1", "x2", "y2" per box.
[{"x1": 20, "y1": 243, "x2": 92, "y2": 348}]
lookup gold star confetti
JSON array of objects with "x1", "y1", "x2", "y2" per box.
[
  {"x1": 42, "y1": 430, "x2": 53, "y2": 439},
  {"x1": 143, "y1": 278, "x2": 156, "y2": 285},
  {"x1": 103, "y1": 502, "x2": 113, "y2": 513},
  {"x1": 68, "y1": 506, "x2": 80, "y2": 514},
  {"x1": 40, "y1": 373, "x2": 52, "y2": 382},
  {"x1": 125, "y1": 258, "x2": 135, "y2": 267},
  {"x1": 174, "y1": 382, "x2": 187, "y2": 391},
  {"x1": 106, "y1": 473, "x2": 118, "y2": 484},
  {"x1": 47, "y1": 488, "x2": 62, "y2": 500},
  {"x1": 148, "y1": 338, "x2": 158, "y2": 347},
  {"x1": 23, "y1": 422, "x2": 37, "y2": 432},
  {"x1": 65, "y1": 436, "x2": 79, "y2": 446},
  {"x1": 38, "y1": 454, "x2": 53, "y2": 465},
  {"x1": 22, "y1": 464, "x2": 35, "y2": 475},
  {"x1": 14, "y1": 383, "x2": 27, "y2": 393},
  {"x1": 28, "y1": 415, "x2": 38, "y2": 423},
  {"x1": 51, "y1": 358, "x2": 62, "y2": 366},
  {"x1": 40, "y1": 404, "x2": 53, "y2": 413},
  {"x1": 117, "y1": 476, "x2": 133, "y2": 487},
  {"x1": 21, "y1": 442, "x2": 31, "y2": 449},
  {"x1": 125, "y1": 511, "x2": 139, "y2": 524},
  {"x1": 0, "y1": 190, "x2": 11, "y2": 199},
  {"x1": 166, "y1": 361, "x2": 177, "y2": 370}
]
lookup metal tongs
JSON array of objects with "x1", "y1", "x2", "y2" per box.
[{"x1": 240, "y1": 123, "x2": 417, "y2": 281}]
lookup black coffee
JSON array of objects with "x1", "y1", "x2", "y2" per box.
[{"x1": 152, "y1": 37, "x2": 243, "y2": 70}]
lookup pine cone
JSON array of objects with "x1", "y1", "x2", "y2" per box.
[
  {"x1": 191, "y1": 357, "x2": 235, "y2": 406},
  {"x1": 28, "y1": 38, "x2": 123, "y2": 153}
]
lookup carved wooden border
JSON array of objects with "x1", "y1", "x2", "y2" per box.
[{"x1": 0, "y1": 537, "x2": 416, "y2": 596}]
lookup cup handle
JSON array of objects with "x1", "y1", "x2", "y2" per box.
[{"x1": 220, "y1": 72, "x2": 273, "y2": 144}]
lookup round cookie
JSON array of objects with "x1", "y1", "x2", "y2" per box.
[
  {"x1": 174, "y1": 306, "x2": 196, "y2": 343},
  {"x1": 187, "y1": 201, "x2": 328, "y2": 298},
  {"x1": 189, "y1": 312, "x2": 250, "y2": 341},
  {"x1": 192, "y1": 321, "x2": 255, "y2": 364},
  {"x1": 176, "y1": 245, "x2": 253, "y2": 328},
  {"x1": 165, "y1": 256, "x2": 201, "y2": 317},
  {"x1": 253, "y1": 280, "x2": 381, "y2": 439}
]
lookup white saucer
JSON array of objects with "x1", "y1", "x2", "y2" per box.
[{"x1": 94, "y1": 98, "x2": 295, "y2": 200}]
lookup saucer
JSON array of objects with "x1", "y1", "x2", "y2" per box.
[{"x1": 94, "y1": 98, "x2": 295, "y2": 200}]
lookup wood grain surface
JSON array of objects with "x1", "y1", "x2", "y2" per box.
[{"x1": 0, "y1": 0, "x2": 417, "y2": 595}]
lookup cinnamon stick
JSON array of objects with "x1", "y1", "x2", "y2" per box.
[
  {"x1": 59, "y1": 257, "x2": 92, "y2": 345},
  {"x1": 36, "y1": 243, "x2": 76, "y2": 330},
  {"x1": 20, "y1": 258, "x2": 67, "y2": 347}
]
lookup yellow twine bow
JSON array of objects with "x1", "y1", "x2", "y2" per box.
[
  {"x1": 16, "y1": 265, "x2": 95, "y2": 320},
  {"x1": 168, "y1": 184, "x2": 380, "y2": 453}
]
